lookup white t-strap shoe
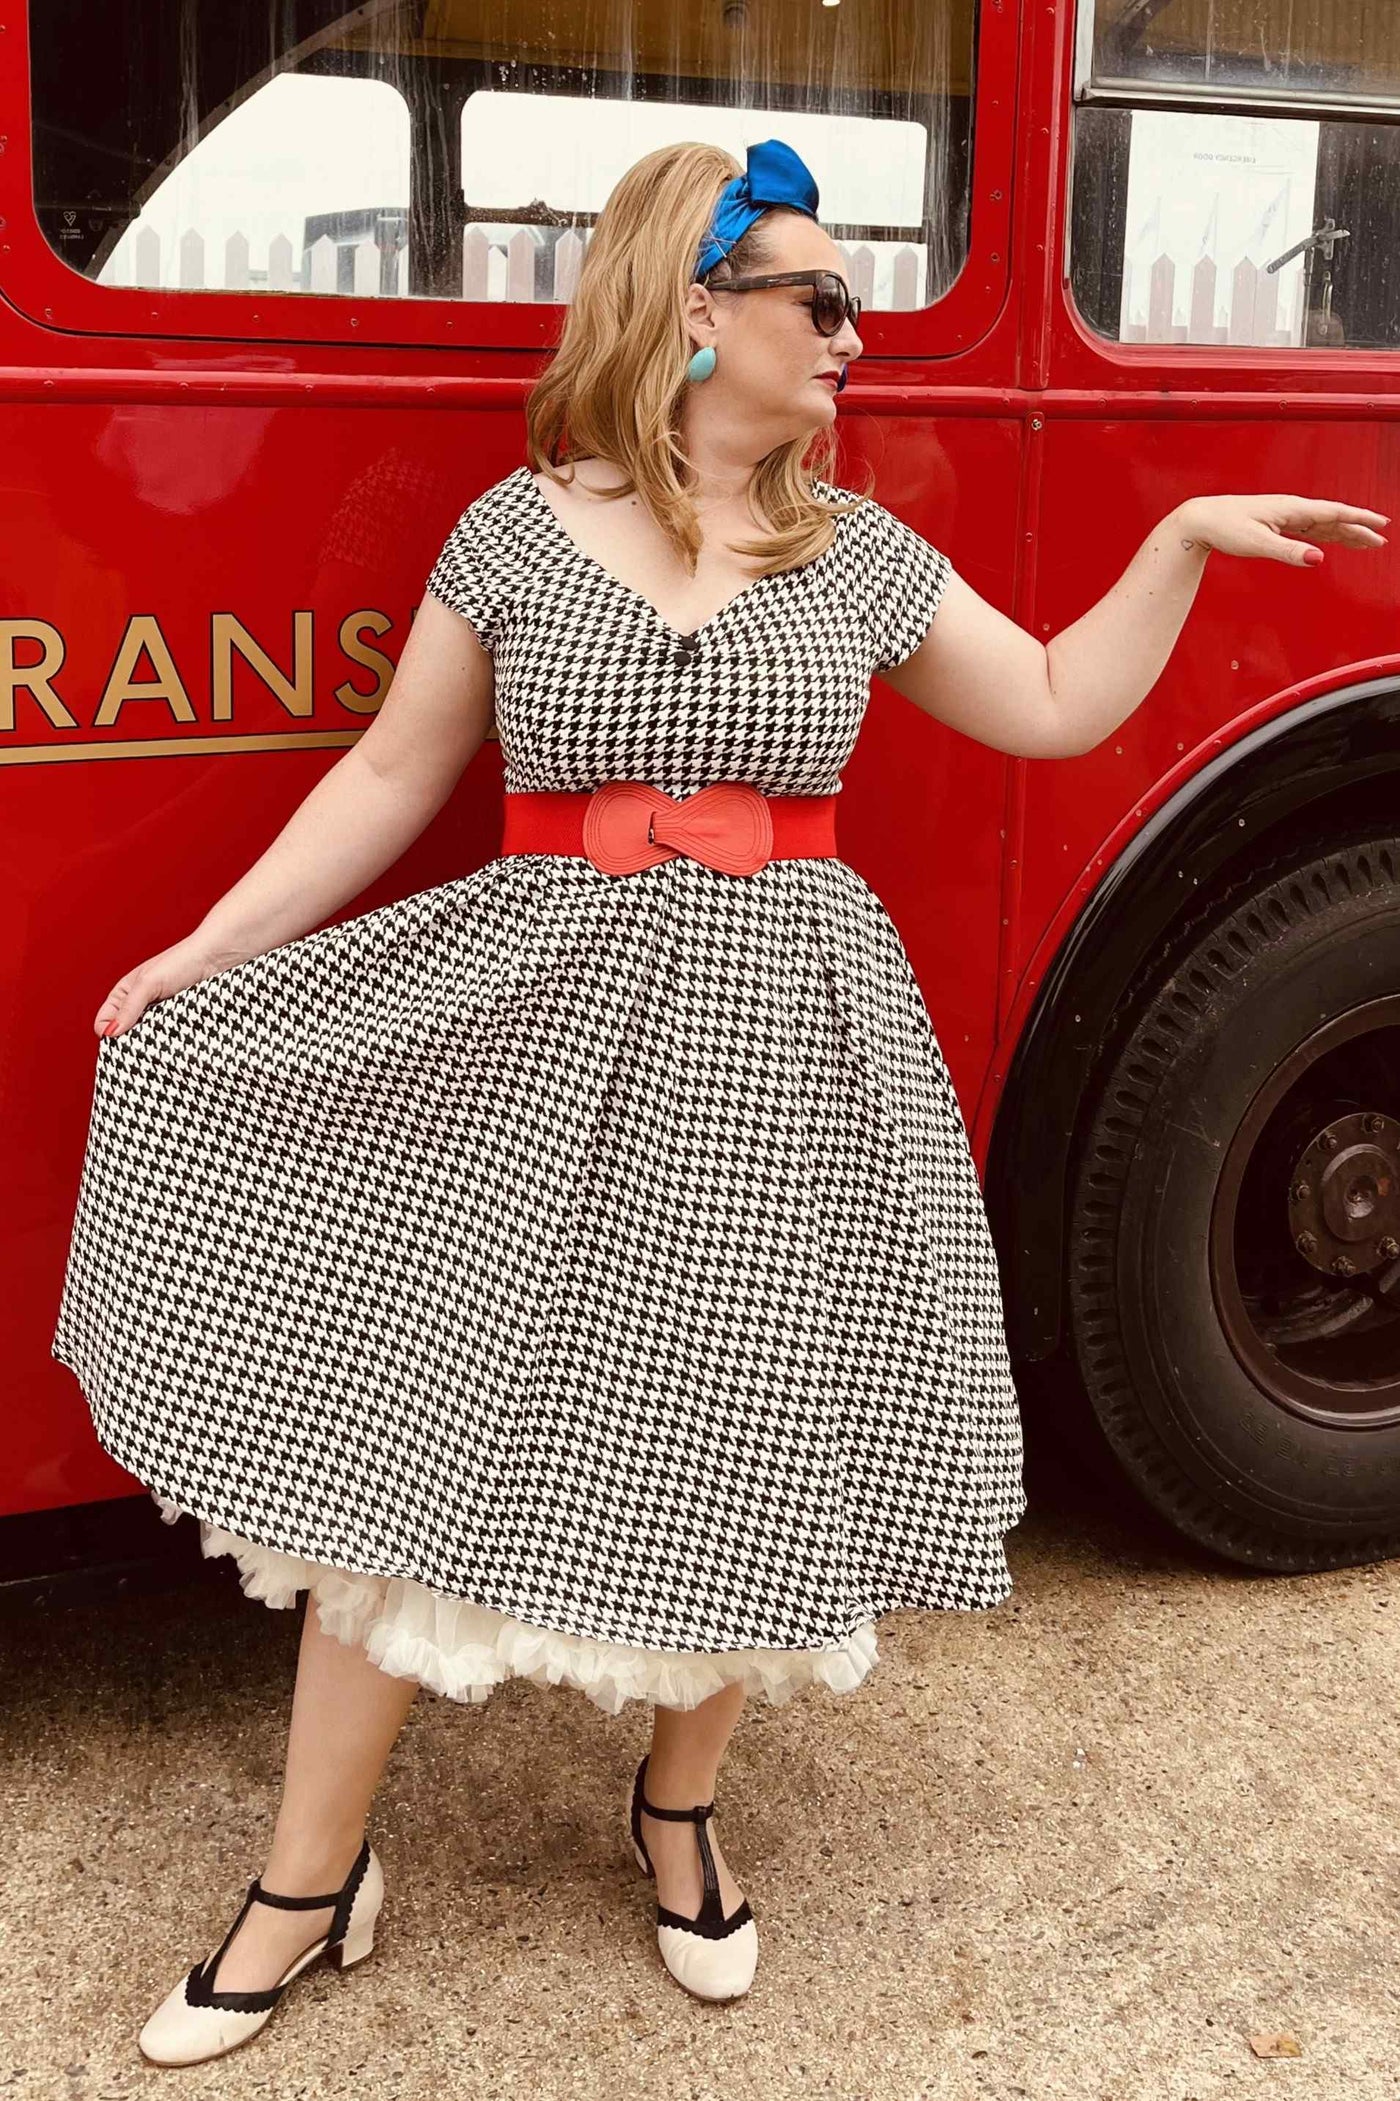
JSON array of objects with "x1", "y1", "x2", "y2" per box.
[
  {"x1": 626, "y1": 1753, "x2": 758, "y2": 2001},
  {"x1": 137, "y1": 1837, "x2": 383, "y2": 2066}
]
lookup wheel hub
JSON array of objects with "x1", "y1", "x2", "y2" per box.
[
  {"x1": 1211, "y1": 999, "x2": 1400, "y2": 1426},
  {"x1": 1288, "y1": 1111, "x2": 1400, "y2": 1277}
]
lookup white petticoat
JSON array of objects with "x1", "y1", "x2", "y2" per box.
[{"x1": 152, "y1": 1493, "x2": 880, "y2": 1716}]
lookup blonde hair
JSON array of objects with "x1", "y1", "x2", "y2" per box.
[{"x1": 522, "y1": 140, "x2": 875, "y2": 577}]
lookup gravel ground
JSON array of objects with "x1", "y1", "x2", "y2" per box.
[{"x1": 2, "y1": 1404, "x2": 1396, "y2": 2101}]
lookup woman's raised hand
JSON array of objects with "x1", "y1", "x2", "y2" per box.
[
  {"x1": 94, "y1": 936, "x2": 249, "y2": 1040},
  {"x1": 1175, "y1": 494, "x2": 1389, "y2": 565}
]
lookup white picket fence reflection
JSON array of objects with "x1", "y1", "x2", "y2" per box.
[
  {"x1": 105, "y1": 221, "x2": 928, "y2": 308},
  {"x1": 117, "y1": 224, "x2": 409, "y2": 295},
  {"x1": 1120, "y1": 250, "x2": 1306, "y2": 347}
]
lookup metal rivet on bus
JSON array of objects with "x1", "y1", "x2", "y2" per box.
[{"x1": 1030, "y1": 416, "x2": 1042, "y2": 430}]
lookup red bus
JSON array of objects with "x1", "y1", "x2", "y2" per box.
[{"x1": 9, "y1": 0, "x2": 1400, "y2": 1591}]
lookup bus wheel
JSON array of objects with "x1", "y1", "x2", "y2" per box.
[{"x1": 1065, "y1": 831, "x2": 1400, "y2": 1571}]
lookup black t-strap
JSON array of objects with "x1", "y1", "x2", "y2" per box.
[{"x1": 638, "y1": 1786, "x2": 722, "y2": 1910}]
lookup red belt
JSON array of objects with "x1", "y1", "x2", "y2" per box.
[{"x1": 500, "y1": 782, "x2": 839, "y2": 877}]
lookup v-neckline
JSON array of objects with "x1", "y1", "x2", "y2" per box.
[{"x1": 515, "y1": 465, "x2": 838, "y2": 647}]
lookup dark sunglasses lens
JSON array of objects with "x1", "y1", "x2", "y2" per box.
[{"x1": 813, "y1": 279, "x2": 847, "y2": 333}]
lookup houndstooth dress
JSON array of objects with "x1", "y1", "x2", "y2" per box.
[{"x1": 51, "y1": 465, "x2": 1027, "y2": 1716}]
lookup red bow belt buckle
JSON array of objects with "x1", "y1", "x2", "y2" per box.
[{"x1": 582, "y1": 780, "x2": 775, "y2": 877}]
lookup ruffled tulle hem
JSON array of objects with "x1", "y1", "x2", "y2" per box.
[{"x1": 152, "y1": 1493, "x2": 880, "y2": 1716}]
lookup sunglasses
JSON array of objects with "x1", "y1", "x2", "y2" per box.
[{"x1": 705, "y1": 268, "x2": 862, "y2": 338}]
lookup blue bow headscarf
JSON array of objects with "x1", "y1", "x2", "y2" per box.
[{"x1": 693, "y1": 138, "x2": 821, "y2": 281}]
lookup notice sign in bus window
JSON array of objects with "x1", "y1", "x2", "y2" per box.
[{"x1": 1119, "y1": 109, "x2": 1321, "y2": 347}]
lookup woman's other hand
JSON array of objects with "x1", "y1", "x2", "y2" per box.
[{"x1": 94, "y1": 936, "x2": 250, "y2": 1040}]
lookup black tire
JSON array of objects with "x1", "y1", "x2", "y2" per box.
[{"x1": 1064, "y1": 830, "x2": 1400, "y2": 1571}]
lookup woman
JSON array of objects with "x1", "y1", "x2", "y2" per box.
[{"x1": 51, "y1": 135, "x2": 1385, "y2": 2065}]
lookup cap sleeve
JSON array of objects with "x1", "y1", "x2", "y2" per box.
[
  {"x1": 423, "y1": 486, "x2": 516, "y2": 656},
  {"x1": 857, "y1": 501, "x2": 956, "y2": 674}
]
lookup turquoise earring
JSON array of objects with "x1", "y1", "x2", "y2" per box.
[{"x1": 686, "y1": 345, "x2": 717, "y2": 383}]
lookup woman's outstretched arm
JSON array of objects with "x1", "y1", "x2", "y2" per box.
[{"x1": 880, "y1": 494, "x2": 1389, "y2": 759}]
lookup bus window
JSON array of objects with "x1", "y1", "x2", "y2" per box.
[
  {"x1": 1082, "y1": 0, "x2": 1400, "y2": 107},
  {"x1": 1070, "y1": 0, "x2": 1400, "y2": 349},
  {"x1": 95, "y1": 75, "x2": 410, "y2": 298},
  {"x1": 30, "y1": 0, "x2": 977, "y2": 324},
  {"x1": 456, "y1": 95, "x2": 940, "y2": 312}
]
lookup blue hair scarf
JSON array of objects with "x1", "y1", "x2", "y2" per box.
[{"x1": 693, "y1": 138, "x2": 822, "y2": 281}]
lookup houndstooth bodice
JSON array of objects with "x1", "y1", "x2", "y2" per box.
[{"x1": 424, "y1": 466, "x2": 954, "y2": 801}]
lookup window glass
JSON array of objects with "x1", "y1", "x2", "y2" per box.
[
  {"x1": 1086, "y1": 0, "x2": 1400, "y2": 107},
  {"x1": 30, "y1": 0, "x2": 978, "y2": 316},
  {"x1": 1072, "y1": 0, "x2": 1400, "y2": 350},
  {"x1": 458, "y1": 95, "x2": 940, "y2": 311},
  {"x1": 1073, "y1": 104, "x2": 1400, "y2": 349},
  {"x1": 97, "y1": 75, "x2": 409, "y2": 296}
]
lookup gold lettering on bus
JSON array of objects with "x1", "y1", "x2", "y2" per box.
[
  {"x1": 0, "y1": 620, "x2": 75, "y2": 730},
  {"x1": 335, "y1": 611, "x2": 395, "y2": 715},
  {"x1": 211, "y1": 611, "x2": 314, "y2": 720},
  {"x1": 0, "y1": 608, "x2": 503, "y2": 761},
  {"x1": 96, "y1": 616, "x2": 196, "y2": 724}
]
